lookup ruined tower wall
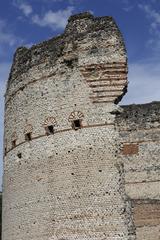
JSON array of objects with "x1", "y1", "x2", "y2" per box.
[
  {"x1": 116, "y1": 102, "x2": 160, "y2": 240},
  {"x1": 3, "y1": 12, "x2": 160, "y2": 240},
  {"x1": 2, "y1": 13, "x2": 135, "y2": 240}
]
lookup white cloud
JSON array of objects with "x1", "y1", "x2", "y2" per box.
[
  {"x1": 13, "y1": 0, "x2": 33, "y2": 17},
  {"x1": 13, "y1": 0, "x2": 75, "y2": 30},
  {"x1": 18, "y1": 2, "x2": 33, "y2": 16},
  {"x1": 0, "y1": 18, "x2": 24, "y2": 59},
  {"x1": 123, "y1": 6, "x2": 133, "y2": 12},
  {"x1": 122, "y1": 0, "x2": 134, "y2": 12},
  {"x1": 138, "y1": 4, "x2": 160, "y2": 27},
  {"x1": 138, "y1": 4, "x2": 160, "y2": 51},
  {"x1": 37, "y1": 0, "x2": 75, "y2": 3},
  {"x1": 32, "y1": 6, "x2": 74, "y2": 29},
  {"x1": 122, "y1": 60, "x2": 160, "y2": 105},
  {"x1": 0, "y1": 20, "x2": 18, "y2": 46}
]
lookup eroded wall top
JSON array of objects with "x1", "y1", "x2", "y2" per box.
[{"x1": 6, "y1": 12, "x2": 127, "y2": 105}]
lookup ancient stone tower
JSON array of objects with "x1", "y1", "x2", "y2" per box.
[{"x1": 2, "y1": 12, "x2": 160, "y2": 240}]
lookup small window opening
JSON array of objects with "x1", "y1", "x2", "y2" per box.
[
  {"x1": 45, "y1": 125, "x2": 54, "y2": 135},
  {"x1": 12, "y1": 140, "x2": 16, "y2": 148},
  {"x1": 64, "y1": 59, "x2": 74, "y2": 68},
  {"x1": 4, "y1": 147, "x2": 7, "y2": 156},
  {"x1": 25, "y1": 132, "x2": 32, "y2": 141},
  {"x1": 72, "y1": 119, "x2": 82, "y2": 130},
  {"x1": 17, "y1": 153, "x2": 22, "y2": 159}
]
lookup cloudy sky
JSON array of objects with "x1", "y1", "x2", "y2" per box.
[{"x1": 0, "y1": 0, "x2": 160, "y2": 188}]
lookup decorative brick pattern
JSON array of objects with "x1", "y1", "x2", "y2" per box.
[
  {"x1": 43, "y1": 117, "x2": 57, "y2": 127},
  {"x1": 68, "y1": 111, "x2": 84, "y2": 122},
  {"x1": 80, "y1": 62, "x2": 128, "y2": 104},
  {"x1": 24, "y1": 124, "x2": 33, "y2": 134}
]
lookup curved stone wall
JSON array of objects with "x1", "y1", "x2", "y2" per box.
[{"x1": 2, "y1": 12, "x2": 135, "y2": 240}]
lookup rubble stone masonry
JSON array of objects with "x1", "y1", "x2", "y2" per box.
[{"x1": 2, "y1": 12, "x2": 160, "y2": 240}]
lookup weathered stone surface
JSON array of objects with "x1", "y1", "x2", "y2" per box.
[
  {"x1": 2, "y1": 12, "x2": 160, "y2": 240},
  {"x1": 116, "y1": 102, "x2": 160, "y2": 239}
]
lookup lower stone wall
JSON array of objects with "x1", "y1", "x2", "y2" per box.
[
  {"x1": 132, "y1": 199, "x2": 160, "y2": 240},
  {"x1": 132, "y1": 199, "x2": 160, "y2": 227},
  {"x1": 2, "y1": 125, "x2": 136, "y2": 240},
  {"x1": 116, "y1": 102, "x2": 160, "y2": 240},
  {"x1": 2, "y1": 102, "x2": 160, "y2": 240}
]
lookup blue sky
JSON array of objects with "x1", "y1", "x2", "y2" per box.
[{"x1": 0, "y1": 0, "x2": 160, "y2": 188}]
